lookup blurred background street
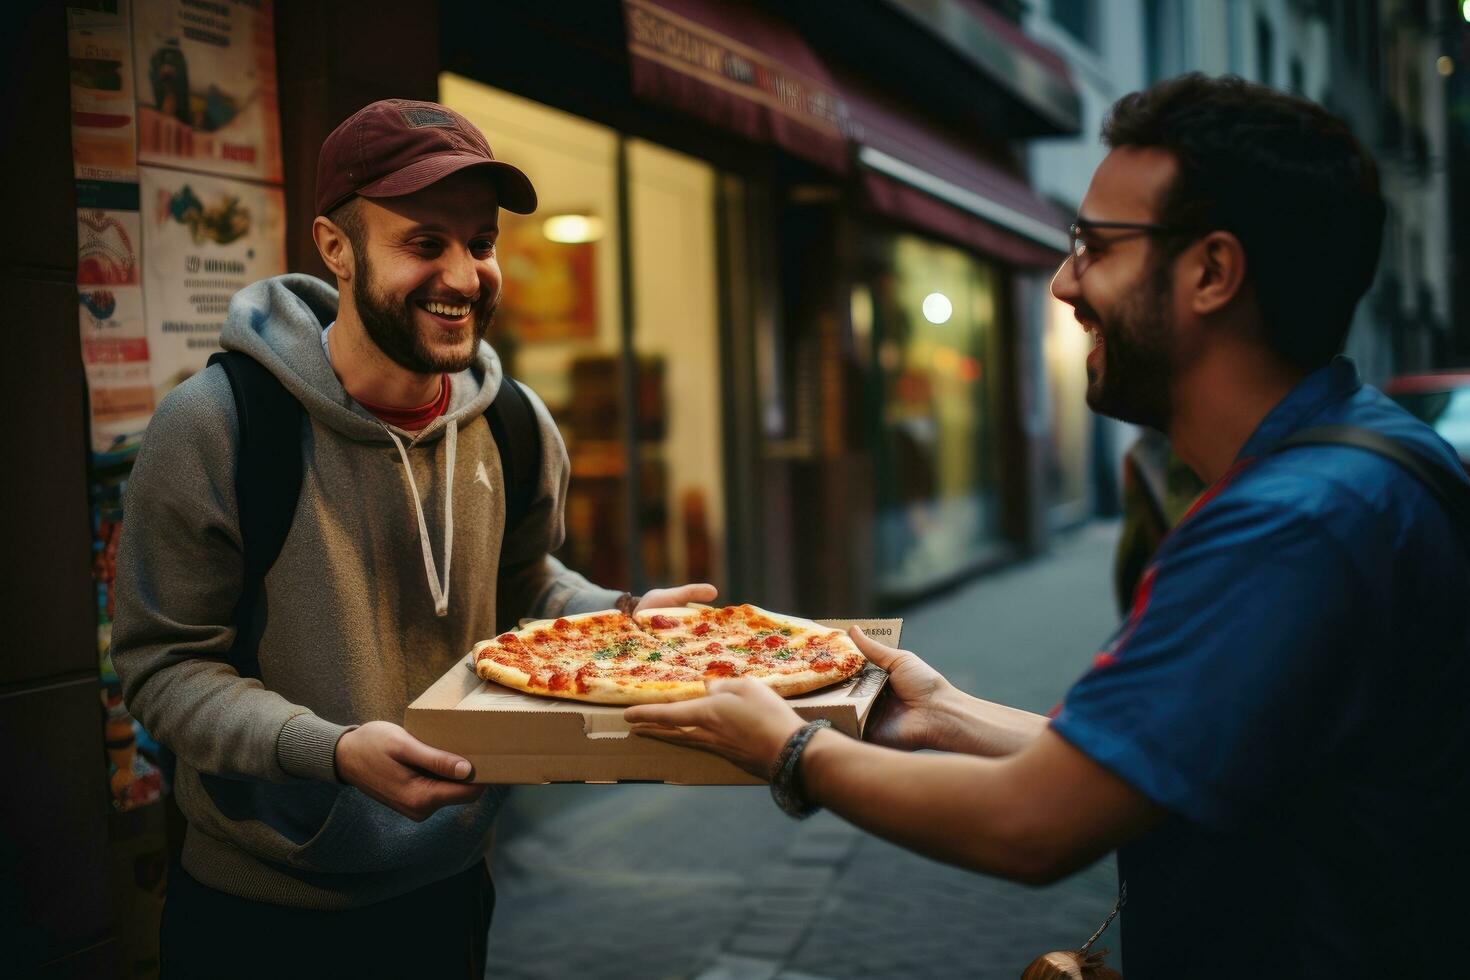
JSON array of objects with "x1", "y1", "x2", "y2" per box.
[{"x1": 487, "y1": 521, "x2": 1124, "y2": 979}]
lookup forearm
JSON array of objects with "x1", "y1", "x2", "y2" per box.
[
  {"x1": 799, "y1": 729, "x2": 1068, "y2": 883},
  {"x1": 116, "y1": 645, "x2": 346, "y2": 783},
  {"x1": 926, "y1": 687, "x2": 1050, "y2": 757}
]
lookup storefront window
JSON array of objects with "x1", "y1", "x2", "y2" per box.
[
  {"x1": 443, "y1": 74, "x2": 630, "y2": 587},
  {"x1": 441, "y1": 75, "x2": 727, "y2": 594},
  {"x1": 858, "y1": 231, "x2": 1005, "y2": 595},
  {"x1": 628, "y1": 140, "x2": 726, "y2": 590},
  {"x1": 1042, "y1": 293, "x2": 1093, "y2": 523}
]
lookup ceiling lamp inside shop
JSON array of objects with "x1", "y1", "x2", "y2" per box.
[
  {"x1": 542, "y1": 214, "x2": 604, "y2": 244},
  {"x1": 922, "y1": 291, "x2": 953, "y2": 324}
]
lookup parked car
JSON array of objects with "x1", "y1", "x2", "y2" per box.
[{"x1": 1383, "y1": 372, "x2": 1470, "y2": 475}]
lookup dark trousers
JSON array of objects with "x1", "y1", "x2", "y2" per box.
[{"x1": 160, "y1": 860, "x2": 495, "y2": 979}]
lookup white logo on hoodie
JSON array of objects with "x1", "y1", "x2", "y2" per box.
[{"x1": 475, "y1": 460, "x2": 494, "y2": 492}]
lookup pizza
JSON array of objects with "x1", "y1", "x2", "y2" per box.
[{"x1": 471, "y1": 604, "x2": 866, "y2": 705}]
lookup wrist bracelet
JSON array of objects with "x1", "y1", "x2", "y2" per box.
[{"x1": 768, "y1": 719, "x2": 832, "y2": 820}]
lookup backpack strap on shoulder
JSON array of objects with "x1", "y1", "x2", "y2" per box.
[
  {"x1": 207, "y1": 350, "x2": 305, "y2": 679},
  {"x1": 485, "y1": 374, "x2": 542, "y2": 536},
  {"x1": 1275, "y1": 424, "x2": 1470, "y2": 552}
]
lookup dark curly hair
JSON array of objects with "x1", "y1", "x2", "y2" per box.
[{"x1": 1102, "y1": 73, "x2": 1385, "y2": 371}]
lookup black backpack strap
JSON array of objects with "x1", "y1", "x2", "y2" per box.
[
  {"x1": 484, "y1": 374, "x2": 542, "y2": 536},
  {"x1": 207, "y1": 351, "x2": 304, "y2": 679},
  {"x1": 1275, "y1": 424, "x2": 1470, "y2": 551}
]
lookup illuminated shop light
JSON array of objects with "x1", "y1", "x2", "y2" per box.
[
  {"x1": 922, "y1": 291, "x2": 953, "y2": 324},
  {"x1": 1463, "y1": 0, "x2": 1469, "y2": 22},
  {"x1": 542, "y1": 214, "x2": 604, "y2": 243},
  {"x1": 1438, "y1": 56, "x2": 1455, "y2": 77}
]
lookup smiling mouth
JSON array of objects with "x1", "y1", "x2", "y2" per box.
[{"x1": 418, "y1": 299, "x2": 473, "y2": 320}]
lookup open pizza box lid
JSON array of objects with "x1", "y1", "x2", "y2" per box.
[{"x1": 404, "y1": 618, "x2": 901, "y2": 785}]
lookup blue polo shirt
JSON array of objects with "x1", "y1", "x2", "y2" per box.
[{"x1": 1052, "y1": 357, "x2": 1470, "y2": 979}]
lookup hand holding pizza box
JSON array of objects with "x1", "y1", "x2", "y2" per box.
[{"x1": 404, "y1": 604, "x2": 897, "y2": 785}]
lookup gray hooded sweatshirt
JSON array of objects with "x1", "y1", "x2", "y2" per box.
[{"x1": 112, "y1": 273, "x2": 620, "y2": 909}]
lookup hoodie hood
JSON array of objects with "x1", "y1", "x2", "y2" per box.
[
  {"x1": 224, "y1": 273, "x2": 502, "y2": 617},
  {"x1": 221, "y1": 273, "x2": 504, "y2": 445}
]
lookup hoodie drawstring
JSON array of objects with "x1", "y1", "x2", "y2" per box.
[{"x1": 384, "y1": 419, "x2": 456, "y2": 617}]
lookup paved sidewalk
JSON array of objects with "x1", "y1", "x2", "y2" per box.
[{"x1": 487, "y1": 522, "x2": 1126, "y2": 979}]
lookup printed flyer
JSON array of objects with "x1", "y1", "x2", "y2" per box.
[
  {"x1": 68, "y1": 2, "x2": 139, "y2": 182},
  {"x1": 77, "y1": 185, "x2": 153, "y2": 460},
  {"x1": 79, "y1": 285, "x2": 154, "y2": 461},
  {"x1": 132, "y1": 0, "x2": 282, "y2": 182},
  {"x1": 139, "y1": 165, "x2": 285, "y2": 398}
]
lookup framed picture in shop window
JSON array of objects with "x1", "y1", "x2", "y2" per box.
[{"x1": 496, "y1": 210, "x2": 598, "y2": 343}]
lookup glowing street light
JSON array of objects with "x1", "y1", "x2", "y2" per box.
[
  {"x1": 922, "y1": 291, "x2": 953, "y2": 324},
  {"x1": 542, "y1": 214, "x2": 604, "y2": 243}
]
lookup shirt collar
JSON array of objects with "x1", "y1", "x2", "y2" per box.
[{"x1": 1235, "y1": 355, "x2": 1362, "y2": 461}]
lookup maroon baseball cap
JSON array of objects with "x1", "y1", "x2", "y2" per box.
[{"x1": 315, "y1": 99, "x2": 537, "y2": 217}]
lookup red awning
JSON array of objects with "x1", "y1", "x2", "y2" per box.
[
  {"x1": 858, "y1": 172, "x2": 1066, "y2": 269},
  {"x1": 842, "y1": 73, "x2": 1070, "y2": 268},
  {"x1": 623, "y1": 0, "x2": 849, "y2": 173}
]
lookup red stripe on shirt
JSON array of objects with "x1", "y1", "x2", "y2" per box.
[
  {"x1": 355, "y1": 376, "x2": 451, "y2": 430},
  {"x1": 1088, "y1": 458, "x2": 1255, "y2": 672}
]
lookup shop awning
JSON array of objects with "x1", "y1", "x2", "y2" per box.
[
  {"x1": 622, "y1": 0, "x2": 849, "y2": 173},
  {"x1": 878, "y1": 0, "x2": 1081, "y2": 136},
  {"x1": 844, "y1": 78, "x2": 1071, "y2": 269}
]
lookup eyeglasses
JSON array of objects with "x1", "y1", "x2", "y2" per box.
[{"x1": 1067, "y1": 219, "x2": 1190, "y2": 277}]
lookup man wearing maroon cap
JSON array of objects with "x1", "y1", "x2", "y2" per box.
[{"x1": 112, "y1": 99, "x2": 714, "y2": 975}]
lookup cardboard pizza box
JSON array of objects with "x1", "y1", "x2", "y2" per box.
[{"x1": 403, "y1": 618, "x2": 901, "y2": 785}]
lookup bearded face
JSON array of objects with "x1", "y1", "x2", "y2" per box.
[
  {"x1": 1080, "y1": 255, "x2": 1176, "y2": 431},
  {"x1": 352, "y1": 246, "x2": 498, "y2": 375}
]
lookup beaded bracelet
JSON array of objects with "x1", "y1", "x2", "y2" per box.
[{"x1": 768, "y1": 719, "x2": 833, "y2": 819}]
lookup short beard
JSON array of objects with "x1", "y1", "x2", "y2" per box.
[
  {"x1": 351, "y1": 254, "x2": 496, "y2": 375},
  {"x1": 1085, "y1": 257, "x2": 1174, "y2": 431}
]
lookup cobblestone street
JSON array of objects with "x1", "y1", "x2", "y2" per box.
[{"x1": 486, "y1": 522, "x2": 1126, "y2": 979}]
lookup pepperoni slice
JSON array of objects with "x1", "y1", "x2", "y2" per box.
[
  {"x1": 704, "y1": 641, "x2": 723, "y2": 655},
  {"x1": 496, "y1": 632, "x2": 519, "y2": 644},
  {"x1": 763, "y1": 634, "x2": 785, "y2": 649},
  {"x1": 648, "y1": 614, "x2": 678, "y2": 630},
  {"x1": 703, "y1": 660, "x2": 737, "y2": 678},
  {"x1": 692, "y1": 622, "x2": 712, "y2": 637}
]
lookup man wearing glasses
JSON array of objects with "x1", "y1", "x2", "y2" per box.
[{"x1": 623, "y1": 74, "x2": 1470, "y2": 978}]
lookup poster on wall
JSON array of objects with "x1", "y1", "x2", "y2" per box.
[
  {"x1": 497, "y1": 211, "x2": 599, "y2": 342},
  {"x1": 68, "y1": 2, "x2": 139, "y2": 182},
  {"x1": 77, "y1": 189, "x2": 154, "y2": 461},
  {"x1": 132, "y1": 0, "x2": 282, "y2": 183},
  {"x1": 140, "y1": 165, "x2": 285, "y2": 399},
  {"x1": 80, "y1": 288, "x2": 154, "y2": 461}
]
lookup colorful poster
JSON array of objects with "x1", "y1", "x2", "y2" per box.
[
  {"x1": 68, "y1": 2, "x2": 139, "y2": 182},
  {"x1": 80, "y1": 286, "x2": 154, "y2": 460},
  {"x1": 77, "y1": 204, "x2": 142, "y2": 286},
  {"x1": 140, "y1": 165, "x2": 285, "y2": 398},
  {"x1": 77, "y1": 183, "x2": 153, "y2": 460},
  {"x1": 132, "y1": 0, "x2": 282, "y2": 182}
]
